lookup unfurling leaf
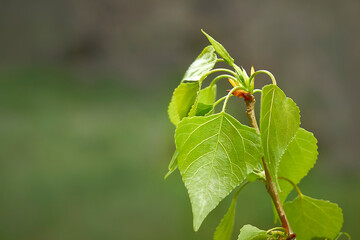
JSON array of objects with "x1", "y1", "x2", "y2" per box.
[
  {"x1": 168, "y1": 82, "x2": 199, "y2": 126},
  {"x1": 202, "y1": 30, "x2": 234, "y2": 66},
  {"x1": 175, "y1": 113, "x2": 262, "y2": 231},
  {"x1": 183, "y1": 45, "x2": 217, "y2": 81},
  {"x1": 284, "y1": 195, "x2": 343, "y2": 240},
  {"x1": 260, "y1": 84, "x2": 300, "y2": 190},
  {"x1": 237, "y1": 225, "x2": 267, "y2": 240}
]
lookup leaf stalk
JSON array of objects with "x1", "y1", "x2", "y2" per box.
[
  {"x1": 279, "y1": 177, "x2": 303, "y2": 198},
  {"x1": 233, "y1": 180, "x2": 249, "y2": 199},
  {"x1": 222, "y1": 86, "x2": 244, "y2": 112},
  {"x1": 200, "y1": 68, "x2": 237, "y2": 82},
  {"x1": 210, "y1": 74, "x2": 238, "y2": 88},
  {"x1": 249, "y1": 70, "x2": 277, "y2": 86}
]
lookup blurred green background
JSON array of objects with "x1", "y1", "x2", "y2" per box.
[{"x1": 0, "y1": 1, "x2": 359, "y2": 239}]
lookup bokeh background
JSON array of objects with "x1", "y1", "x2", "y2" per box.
[{"x1": 0, "y1": 0, "x2": 359, "y2": 239}]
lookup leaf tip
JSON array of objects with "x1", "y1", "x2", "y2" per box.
[
  {"x1": 201, "y1": 29, "x2": 212, "y2": 41},
  {"x1": 193, "y1": 220, "x2": 201, "y2": 232},
  {"x1": 164, "y1": 171, "x2": 171, "y2": 180},
  {"x1": 192, "y1": 205, "x2": 207, "y2": 232}
]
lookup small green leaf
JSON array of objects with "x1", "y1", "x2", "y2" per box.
[
  {"x1": 214, "y1": 181, "x2": 249, "y2": 240},
  {"x1": 213, "y1": 195, "x2": 237, "y2": 240},
  {"x1": 164, "y1": 150, "x2": 178, "y2": 179},
  {"x1": 260, "y1": 84, "x2": 300, "y2": 190},
  {"x1": 237, "y1": 225, "x2": 267, "y2": 240},
  {"x1": 168, "y1": 82, "x2": 200, "y2": 126},
  {"x1": 189, "y1": 84, "x2": 217, "y2": 117},
  {"x1": 198, "y1": 84, "x2": 217, "y2": 104},
  {"x1": 202, "y1": 30, "x2": 234, "y2": 66},
  {"x1": 175, "y1": 113, "x2": 263, "y2": 231},
  {"x1": 277, "y1": 128, "x2": 318, "y2": 202},
  {"x1": 195, "y1": 103, "x2": 214, "y2": 116},
  {"x1": 183, "y1": 45, "x2": 217, "y2": 81},
  {"x1": 284, "y1": 195, "x2": 343, "y2": 240}
]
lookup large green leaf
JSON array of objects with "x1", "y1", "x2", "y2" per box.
[
  {"x1": 175, "y1": 113, "x2": 263, "y2": 231},
  {"x1": 284, "y1": 195, "x2": 343, "y2": 240},
  {"x1": 202, "y1": 30, "x2": 234, "y2": 66},
  {"x1": 277, "y1": 128, "x2": 318, "y2": 202},
  {"x1": 183, "y1": 45, "x2": 217, "y2": 81},
  {"x1": 260, "y1": 84, "x2": 300, "y2": 190},
  {"x1": 189, "y1": 84, "x2": 217, "y2": 117},
  {"x1": 237, "y1": 225, "x2": 267, "y2": 240},
  {"x1": 168, "y1": 82, "x2": 199, "y2": 126}
]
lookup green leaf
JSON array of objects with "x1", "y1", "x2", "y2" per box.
[
  {"x1": 272, "y1": 128, "x2": 318, "y2": 222},
  {"x1": 189, "y1": 84, "x2": 217, "y2": 117},
  {"x1": 260, "y1": 84, "x2": 300, "y2": 190},
  {"x1": 284, "y1": 195, "x2": 343, "y2": 240},
  {"x1": 198, "y1": 84, "x2": 217, "y2": 105},
  {"x1": 214, "y1": 181, "x2": 249, "y2": 240},
  {"x1": 168, "y1": 82, "x2": 200, "y2": 126},
  {"x1": 195, "y1": 103, "x2": 214, "y2": 116},
  {"x1": 183, "y1": 45, "x2": 217, "y2": 81},
  {"x1": 261, "y1": 87, "x2": 317, "y2": 222},
  {"x1": 237, "y1": 225, "x2": 267, "y2": 240},
  {"x1": 202, "y1": 30, "x2": 234, "y2": 66},
  {"x1": 213, "y1": 195, "x2": 237, "y2": 240},
  {"x1": 164, "y1": 150, "x2": 178, "y2": 179},
  {"x1": 175, "y1": 112, "x2": 263, "y2": 231},
  {"x1": 277, "y1": 128, "x2": 318, "y2": 202}
]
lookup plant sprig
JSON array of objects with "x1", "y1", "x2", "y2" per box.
[{"x1": 165, "y1": 30, "x2": 346, "y2": 240}]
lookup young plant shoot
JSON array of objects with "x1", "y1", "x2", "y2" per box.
[{"x1": 165, "y1": 30, "x2": 347, "y2": 240}]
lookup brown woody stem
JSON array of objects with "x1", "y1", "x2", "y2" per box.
[
  {"x1": 244, "y1": 96, "x2": 259, "y2": 132},
  {"x1": 244, "y1": 96, "x2": 294, "y2": 237}
]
